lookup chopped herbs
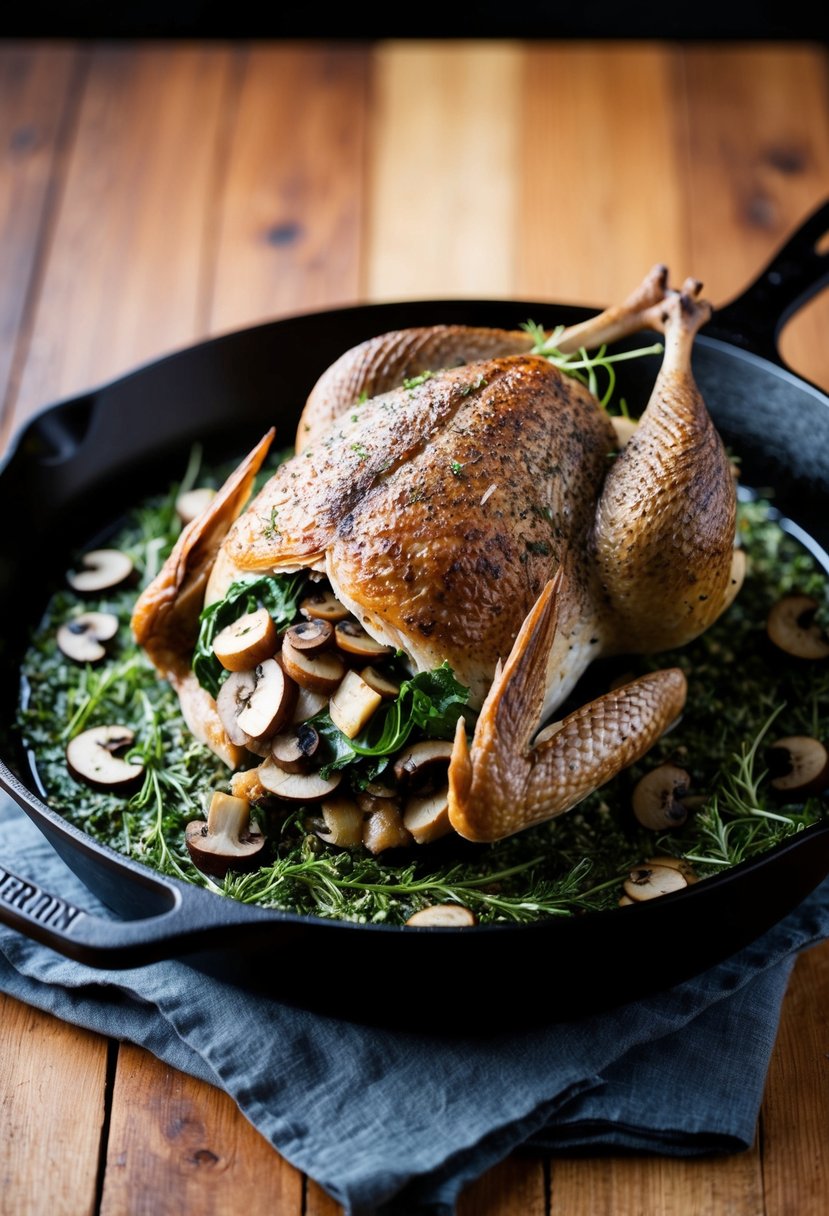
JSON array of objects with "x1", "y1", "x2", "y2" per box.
[
  {"x1": 403, "y1": 371, "x2": 435, "y2": 390},
  {"x1": 15, "y1": 462, "x2": 829, "y2": 927}
]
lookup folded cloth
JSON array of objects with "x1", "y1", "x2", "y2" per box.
[{"x1": 2, "y1": 794, "x2": 828, "y2": 1216}]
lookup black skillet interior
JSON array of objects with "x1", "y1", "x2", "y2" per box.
[{"x1": 2, "y1": 207, "x2": 829, "y2": 1031}]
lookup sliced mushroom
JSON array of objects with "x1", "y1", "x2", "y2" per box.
[
  {"x1": 334, "y1": 618, "x2": 394, "y2": 660},
  {"x1": 360, "y1": 665, "x2": 401, "y2": 699},
  {"x1": 270, "y1": 722, "x2": 321, "y2": 772},
  {"x1": 176, "y1": 486, "x2": 217, "y2": 525},
  {"x1": 363, "y1": 780, "x2": 397, "y2": 799},
  {"x1": 393, "y1": 739, "x2": 454, "y2": 786},
  {"x1": 283, "y1": 618, "x2": 335, "y2": 654},
  {"x1": 216, "y1": 669, "x2": 257, "y2": 746},
  {"x1": 403, "y1": 787, "x2": 453, "y2": 845},
  {"x1": 766, "y1": 735, "x2": 829, "y2": 798},
  {"x1": 357, "y1": 786, "x2": 402, "y2": 817},
  {"x1": 281, "y1": 636, "x2": 345, "y2": 693},
  {"x1": 235, "y1": 658, "x2": 296, "y2": 741},
  {"x1": 56, "y1": 611, "x2": 119, "y2": 663},
  {"x1": 766, "y1": 594, "x2": 829, "y2": 659},
  {"x1": 290, "y1": 684, "x2": 330, "y2": 724},
  {"x1": 631, "y1": 764, "x2": 691, "y2": 829},
  {"x1": 185, "y1": 791, "x2": 265, "y2": 879},
  {"x1": 212, "y1": 606, "x2": 278, "y2": 672},
  {"x1": 66, "y1": 725, "x2": 144, "y2": 793},
  {"x1": 67, "y1": 548, "x2": 134, "y2": 594},
  {"x1": 622, "y1": 863, "x2": 688, "y2": 902},
  {"x1": 328, "y1": 669, "x2": 382, "y2": 738},
  {"x1": 362, "y1": 802, "x2": 413, "y2": 854},
  {"x1": 406, "y1": 904, "x2": 477, "y2": 927},
  {"x1": 644, "y1": 855, "x2": 698, "y2": 884},
  {"x1": 313, "y1": 796, "x2": 365, "y2": 848},
  {"x1": 257, "y1": 758, "x2": 342, "y2": 801},
  {"x1": 300, "y1": 588, "x2": 350, "y2": 622}
]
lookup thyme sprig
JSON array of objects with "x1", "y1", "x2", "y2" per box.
[
  {"x1": 522, "y1": 320, "x2": 663, "y2": 409},
  {"x1": 683, "y1": 704, "x2": 821, "y2": 870},
  {"x1": 226, "y1": 850, "x2": 605, "y2": 923}
]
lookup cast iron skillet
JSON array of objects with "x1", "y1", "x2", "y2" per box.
[{"x1": 1, "y1": 202, "x2": 829, "y2": 1031}]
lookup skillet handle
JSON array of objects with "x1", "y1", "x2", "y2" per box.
[
  {"x1": 706, "y1": 198, "x2": 829, "y2": 366},
  {"x1": 0, "y1": 857, "x2": 276, "y2": 968}
]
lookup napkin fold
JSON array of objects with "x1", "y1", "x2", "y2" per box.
[{"x1": 2, "y1": 794, "x2": 828, "y2": 1216}]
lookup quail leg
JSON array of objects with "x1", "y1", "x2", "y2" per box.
[
  {"x1": 447, "y1": 572, "x2": 687, "y2": 842},
  {"x1": 593, "y1": 287, "x2": 742, "y2": 654}
]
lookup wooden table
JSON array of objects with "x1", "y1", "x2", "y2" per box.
[{"x1": 2, "y1": 36, "x2": 829, "y2": 1215}]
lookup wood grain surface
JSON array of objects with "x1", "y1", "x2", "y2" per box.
[{"x1": 1, "y1": 36, "x2": 828, "y2": 1216}]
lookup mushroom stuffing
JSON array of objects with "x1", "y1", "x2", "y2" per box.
[{"x1": 17, "y1": 273, "x2": 829, "y2": 925}]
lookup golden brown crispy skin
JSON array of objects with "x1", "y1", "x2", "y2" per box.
[
  {"x1": 130, "y1": 271, "x2": 741, "y2": 842},
  {"x1": 447, "y1": 574, "x2": 688, "y2": 842},
  {"x1": 222, "y1": 356, "x2": 614, "y2": 707},
  {"x1": 295, "y1": 325, "x2": 536, "y2": 452},
  {"x1": 130, "y1": 428, "x2": 275, "y2": 767},
  {"x1": 295, "y1": 264, "x2": 675, "y2": 452},
  {"x1": 594, "y1": 291, "x2": 738, "y2": 653},
  {"x1": 132, "y1": 428, "x2": 275, "y2": 668}
]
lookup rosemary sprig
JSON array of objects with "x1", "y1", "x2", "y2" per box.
[{"x1": 522, "y1": 320, "x2": 663, "y2": 408}]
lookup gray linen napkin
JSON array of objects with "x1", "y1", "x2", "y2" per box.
[{"x1": 2, "y1": 795, "x2": 828, "y2": 1216}]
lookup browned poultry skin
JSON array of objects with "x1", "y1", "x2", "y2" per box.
[
  {"x1": 220, "y1": 356, "x2": 613, "y2": 708},
  {"x1": 447, "y1": 287, "x2": 738, "y2": 841},
  {"x1": 132, "y1": 269, "x2": 740, "y2": 845},
  {"x1": 295, "y1": 263, "x2": 672, "y2": 451},
  {"x1": 131, "y1": 428, "x2": 275, "y2": 766},
  {"x1": 593, "y1": 291, "x2": 738, "y2": 652},
  {"x1": 448, "y1": 573, "x2": 688, "y2": 841}
]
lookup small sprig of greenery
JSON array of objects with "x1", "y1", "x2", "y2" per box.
[{"x1": 522, "y1": 320, "x2": 663, "y2": 410}]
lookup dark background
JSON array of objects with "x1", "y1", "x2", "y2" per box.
[{"x1": 2, "y1": 2, "x2": 827, "y2": 41}]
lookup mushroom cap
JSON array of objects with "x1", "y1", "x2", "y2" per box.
[
  {"x1": 176, "y1": 486, "x2": 217, "y2": 525},
  {"x1": 212, "y1": 606, "x2": 279, "y2": 672},
  {"x1": 185, "y1": 791, "x2": 266, "y2": 879},
  {"x1": 623, "y1": 863, "x2": 688, "y2": 902},
  {"x1": 65, "y1": 725, "x2": 145, "y2": 793},
  {"x1": 67, "y1": 549, "x2": 134, "y2": 594},
  {"x1": 57, "y1": 611, "x2": 119, "y2": 663},
  {"x1": 766, "y1": 594, "x2": 829, "y2": 660},
  {"x1": 406, "y1": 903, "x2": 477, "y2": 927},
  {"x1": 631, "y1": 763, "x2": 691, "y2": 830},
  {"x1": 766, "y1": 735, "x2": 829, "y2": 797}
]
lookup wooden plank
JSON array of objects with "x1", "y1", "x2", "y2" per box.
[
  {"x1": 516, "y1": 43, "x2": 689, "y2": 306},
  {"x1": 549, "y1": 1151, "x2": 763, "y2": 1214},
  {"x1": 100, "y1": 1043, "x2": 303, "y2": 1216},
  {"x1": 366, "y1": 40, "x2": 521, "y2": 302},
  {"x1": 458, "y1": 1155, "x2": 547, "y2": 1214},
  {"x1": 305, "y1": 1178, "x2": 346, "y2": 1214},
  {"x1": 0, "y1": 993, "x2": 107, "y2": 1216},
  {"x1": 7, "y1": 42, "x2": 235, "y2": 442},
  {"x1": 761, "y1": 940, "x2": 829, "y2": 1216},
  {"x1": 0, "y1": 42, "x2": 79, "y2": 416},
  {"x1": 683, "y1": 44, "x2": 829, "y2": 392},
  {"x1": 210, "y1": 43, "x2": 370, "y2": 333}
]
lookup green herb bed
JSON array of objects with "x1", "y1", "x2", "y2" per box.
[{"x1": 17, "y1": 449, "x2": 829, "y2": 926}]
